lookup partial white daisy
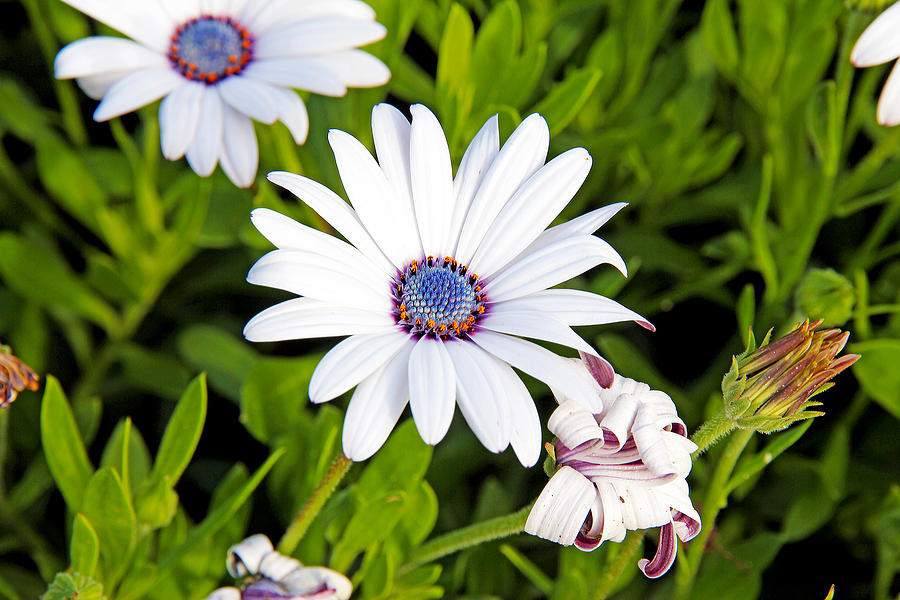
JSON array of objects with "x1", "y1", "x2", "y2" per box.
[
  {"x1": 54, "y1": 0, "x2": 391, "y2": 187},
  {"x1": 851, "y1": 1, "x2": 900, "y2": 125},
  {"x1": 244, "y1": 103, "x2": 653, "y2": 466},
  {"x1": 207, "y1": 534, "x2": 351, "y2": 600},
  {"x1": 525, "y1": 365, "x2": 700, "y2": 579}
]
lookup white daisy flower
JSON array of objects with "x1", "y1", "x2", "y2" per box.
[
  {"x1": 851, "y1": 1, "x2": 900, "y2": 125},
  {"x1": 207, "y1": 534, "x2": 351, "y2": 600},
  {"x1": 525, "y1": 365, "x2": 701, "y2": 579},
  {"x1": 244, "y1": 103, "x2": 653, "y2": 466},
  {"x1": 54, "y1": 0, "x2": 391, "y2": 187}
]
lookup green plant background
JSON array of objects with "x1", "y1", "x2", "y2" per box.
[{"x1": 0, "y1": 0, "x2": 899, "y2": 598}]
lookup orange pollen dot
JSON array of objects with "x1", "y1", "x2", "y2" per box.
[
  {"x1": 426, "y1": 319, "x2": 436, "y2": 328},
  {"x1": 170, "y1": 44, "x2": 178, "y2": 52},
  {"x1": 242, "y1": 38, "x2": 252, "y2": 48},
  {"x1": 188, "y1": 62, "x2": 197, "y2": 71},
  {"x1": 206, "y1": 72, "x2": 218, "y2": 82},
  {"x1": 225, "y1": 66, "x2": 235, "y2": 75},
  {"x1": 476, "y1": 306, "x2": 485, "y2": 314},
  {"x1": 414, "y1": 318, "x2": 422, "y2": 327},
  {"x1": 437, "y1": 324, "x2": 447, "y2": 334},
  {"x1": 229, "y1": 54, "x2": 238, "y2": 63},
  {"x1": 179, "y1": 58, "x2": 187, "y2": 67},
  {"x1": 399, "y1": 304, "x2": 407, "y2": 312}
]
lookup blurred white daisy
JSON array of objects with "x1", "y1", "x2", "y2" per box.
[
  {"x1": 207, "y1": 534, "x2": 351, "y2": 600},
  {"x1": 525, "y1": 365, "x2": 700, "y2": 579},
  {"x1": 54, "y1": 0, "x2": 391, "y2": 187},
  {"x1": 851, "y1": 1, "x2": 900, "y2": 125},
  {"x1": 244, "y1": 103, "x2": 653, "y2": 465}
]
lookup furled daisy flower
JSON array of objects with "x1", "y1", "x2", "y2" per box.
[
  {"x1": 851, "y1": 1, "x2": 900, "y2": 125},
  {"x1": 525, "y1": 364, "x2": 700, "y2": 579},
  {"x1": 54, "y1": 0, "x2": 391, "y2": 187},
  {"x1": 0, "y1": 344, "x2": 39, "y2": 408},
  {"x1": 243, "y1": 103, "x2": 653, "y2": 465},
  {"x1": 207, "y1": 534, "x2": 351, "y2": 600}
]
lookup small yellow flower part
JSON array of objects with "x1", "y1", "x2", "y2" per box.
[{"x1": 0, "y1": 345, "x2": 39, "y2": 408}]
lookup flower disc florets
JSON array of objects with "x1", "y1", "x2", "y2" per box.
[
  {"x1": 394, "y1": 256, "x2": 486, "y2": 338},
  {"x1": 168, "y1": 16, "x2": 253, "y2": 84}
]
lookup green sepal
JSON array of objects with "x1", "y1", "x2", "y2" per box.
[{"x1": 42, "y1": 572, "x2": 106, "y2": 600}]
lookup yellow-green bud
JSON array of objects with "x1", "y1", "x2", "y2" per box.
[{"x1": 794, "y1": 268, "x2": 854, "y2": 327}]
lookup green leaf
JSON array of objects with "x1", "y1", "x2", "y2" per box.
[
  {"x1": 355, "y1": 420, "x2": 432, "y2": 500},
  {"x1": 436, "y1": 4, "x2": 474, "y2": 99},
  {"x1": 726, "y1": 420, "x2": 813, "y2": 495},
  {"x1": 240, "y1": 356, "x2": 320, "y2": 442},
  {"x1": 0, "y1": 234, "x2": 117, "y2": 332},
  {"x1": 40, "y1": 376, "x2": 93, "y2": 510},
  {"x1": 331, "y1": 492, "x2": 408, "y2": 572},
  {"x1": 0, "y1": 76, "x2": 52, "y2": 142},
  {"x1": 532, "y1": 68, "x2": 602, "y2": 135},
  {"x1": 500, "y1": 544, "x2": 553, "y2": 594},
  {"x1": 35, "y1": 135, "x2": 106, "y2": 231},
  {"x1": 150, "y1": 374, "x2": 207, "y2": 486},
  {"x1": 177, "y1": 325, "x2": 257, "y2": 401},
  {"x1": 70, "y1": 513, "x2": 100, "y2": 577},
  {"x1": 851, "y1": 339, "x2": 900, "y2": 419},
  {"x1": 392, "y1": 481, "x2": 439, "y2": 549},
  {"x1": 134, "y1": 475, "x2": 179, "y2": 529},
  {"x1": 100, "y1": 419, "x2": 152, "y2": 498},
  {"x1": 119, "y1": 344, "x2": 192, "y2": 400},
  {"x1": 806, "y1": 81, "x2": 840, "y2": 177},
  {"x1": 470, "y1": 0, "x2": 521, "y2": 103},
  {"x1": 80, "y1": 468, "x2": 136, "y2": 584},
  {"x1": 43, "y1": 572, "x2": 105, "y2": 600},
  {"x1": 700, "y1": 0, "x2": 739, "y2": 78}
]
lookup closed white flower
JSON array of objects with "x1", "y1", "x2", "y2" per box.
[
  {"x1": 525, "y1": 364, "x2": 700, "y2": 579},
  {"x1": 851, "y1": 1, "x2": 900, "y2": 125},
  {"x1": 207, "y1": 534, "x2": 352, "y2": 600},
  {"x1": 244, "y1": 104, "x2": 652, "y2": 465},
  {"x1": 54, "y1": 0, "x2": 391, "y2": 187}
]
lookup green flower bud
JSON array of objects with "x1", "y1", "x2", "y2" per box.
[{"x1": 794, "y1": 268, "x2": 854, "y2": 327}]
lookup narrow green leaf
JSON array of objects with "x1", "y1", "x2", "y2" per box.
[
  {"x1": 150, "y1": 374, "x2": 207, "y2": 486},
  {"x1": 851, "y1": 339, "x2": 900, "y2": 419},
  {"x1": 240, "y1": 356, "x2": 319, "y2": 442},
  {"x1": 436, "y1": 4, "x2": 474, "y2": 98},
  {"x1": 177, "y1": 325, "x2": 257, "y2": 401},
  {"x1": 100, "y1": 419, "x2": 152, "y2": 498},
  {"x1": 40, "y1": 376, "x2": 93, "y2": 510},
  {"x1": 726, "y1": 420, "x2": 813, "y2": 494},
  {"x1": 355, "y1": 420, "x2": 432, "y2": 500},
  {"x1": 499, "y1": 544, "x2": 553, "y2": 594},
  {"x1": 80, "y1": 468, "x2": 136, "y2": 584},
  {"x1": 532, "y1": 68, "x2": 602, "y2": 135},
  {"x1": 700, "y1": 0, "x2": 739, "y2": 78},
  {"x1": 332, "y1": 493, "x2": 408, "y2": 572},
  {"x1": 70, "y1": 513, "x2": 100, "y2": 577}
]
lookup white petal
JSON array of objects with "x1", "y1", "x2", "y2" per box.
[
  {"x1": 328, "y1": 129, "x2": 422, "y2": 268},
  {"x1": 219, "y1": 104, "x2": 258, "y2": 187},
  {"x1": 480, "y1": 308, "x2": 598, "y2": 357},
  {"x1": 243, "y1": 298, "x2": 396, "y2": 342},
  {"x1": 226, "y1": 533, "x2": 273, "y2": 576},
  {"x1": 454, "y1": 113, "x2": 549, "y2": 265},
  {"x1": 408, "y1": 336, "x2": 456, "y2": 445},
  {"x1": 54, "y1": 36, "x2": 167, "y2": 79},
  {"x1": 470, "y1": 330, "x2": 597, "y2": 402},
  {"x1": 449, "y1": 115, "x2": 499, "y2": 253},
  {"x1": 342, "y1": 342, "x2": 413, "y2": 461},
  {"x1": 92, "y1": 67, "x2": 184, "y2": 121},
  {"x1": 524, "y1": 466, "x2": 596, "y2": 545},
  {"x1": 243, "y1": 58, "x2": 347, "y2": 96},
  {"x1": 217, "y1": 75, "x2": 280, "y2": 123},
  {"x1": 471, "y1": 148, "x2": 592, "y2": 277},
  {"x1": 269, "y1": 87, "x2": 309, "y2": 144},
  {"x1": 205, "y1": 587, "x2": 241, "y2": 600},
  {"x1": 878, "y1": 60, "x2": 900, "y2": 126},
  {"x1": 309, "y1": 332, "x2": 411, "y2": 403},
  {"x1": 486, "y1": 235, "x2": 627, "y2": 302},
  {"x1": 371, "y1": 104, "x2": 415, "y2": 227},
  {"x1": 282, "y1": 566, "x2": 353, "y2": 600},
  {"x1": 245, "y1": 0, "x2": 376, "y2": 36},
  {"x1": 265, "y1": 171, "x2": 394, "y2": 275},
  {"x1": 547, "y1": 399, "x2": 604, "y2": 450},
  {"x1": 492, "y1": 289, "x2": 653, "y2": 330},
  {"x1": 444, "y1": 340, "x2": 509, "y2": 454},
  {"x1": 487, "y1": 356, "x2": 542, "y2": 467},
  {"x1": 57, "y1": 0, "x2": 172, "y2": 51},
  {"x1": 255, "y1": 18, "x2": 387, "y2": 58},
  {"x1": 258, "y1": 552, "x2": 303, "y2": 581},
  {"x1": 159, "y1": 81, "x2": 203, "y2": 160},
  {"x1": 303, "y1": 50, "x2": 390, "y2": 88},
  {"x1": 246, "y1": 249, "x2": 392, "y2": 311},
  {"x1": 532, "y1": 203, "x2": 627, "y2": 248},
  {"x1": 185, "y1": 86, "x2": 224, "y2": 177},
  {"x1": 409, "y1": 104, "x2": 454, "y2": 256},
  {"x1": 75, "y1": 70, "x2": 132, "y2": 100},
  {"x1": 851, "y1": 1, "x2": 900, "y2": 67},
  {"x1": 156, "y1": 0, "x2": 199, "y2": 25}
]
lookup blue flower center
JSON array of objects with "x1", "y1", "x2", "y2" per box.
[
  {"x1": 169, "y1": 16, "x2": 253, "y2": 84},
  {"x1": 395, "y1": 256, "x2": 486, "y2": 338}
]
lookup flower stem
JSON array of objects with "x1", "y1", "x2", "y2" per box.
[
  {"x1": 675, "y1": 428, "x2": 754, "y2": 600},
  {"x1": 404, "y1": 504, "x2": 533, "y2": 569},
  {"x1": 690, "y1": 409, "x2": 737, "y2": 456},
  {"x1": 278, "y1": 452, "x2": 353, "y2": 556},
  {"x1": 592, "y1": 530, "x2": 645, "y2": 600}
]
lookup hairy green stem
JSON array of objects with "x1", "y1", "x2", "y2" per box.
[
  {"x1": 690, "y1": 409, "x2": 736, "y2": 456},
  {"x1": 278, "y1": 452, "x2": 353, "y2": 556},
  {"x1": 405, "y1": 504, "x2": 533, "y2": 569},
  {"x1": 592, "y1": 531, "x2": 645, "y2": 600},
  {"x1": 676, "y1": 428, "x2": 754, "y2": 600}
]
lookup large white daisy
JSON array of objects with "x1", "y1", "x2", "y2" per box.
[
  {"x1": 54, "y1": 0, "x2": 391, "y2": 187},
  {"x1": 244, "y1": 103, "x2": 653, "y2": 466}
]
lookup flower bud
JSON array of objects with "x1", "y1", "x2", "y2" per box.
[
  {"x1": 0, "y1": 344, "x2": 39, "y2": 408},
  {"x1": 794, "y1": 268, "x2": 854, "y2": 326},
  {"x1": 722, "y1": 320, "x2": 859, "y2": 433}
]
